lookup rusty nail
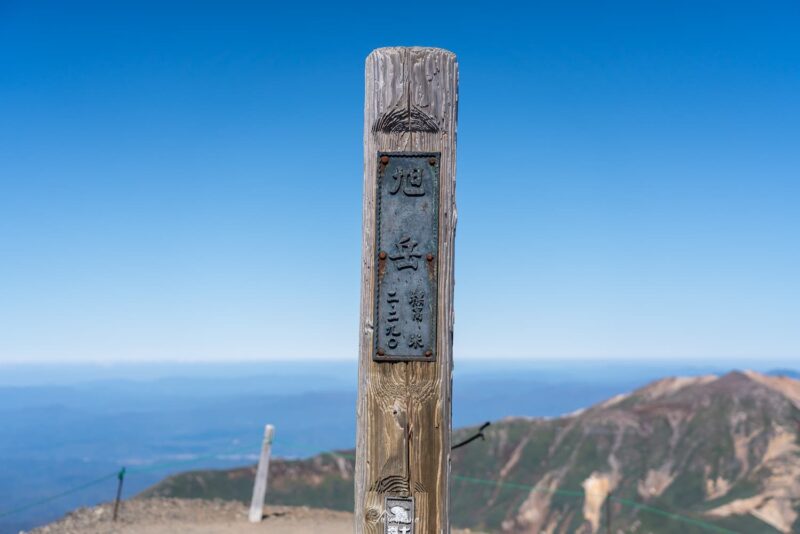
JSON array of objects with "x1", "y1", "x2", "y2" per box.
[
  {"x1": 379, "y1": 251, "x2": 387, "y2": 260},
  {"x1": 377, "y1": 348, "x2": 385, "y2": 356},
  {"x1": 425, "y1": 350, "x2": 433, "y2": 357},
  {"x1": 429, "y1": 157, "x2": 436, "y2": 166},
  {"x1": 426, "y1": 253, "x2": 434, "y2": 261},
  {"x1": 380, "y1": 155, "x2": 390, "y2": 165}
]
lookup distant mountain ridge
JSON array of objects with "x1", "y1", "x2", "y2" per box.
[
  {"x1": 143, "y1": 371, "x2": 800, "y2": 533},
  {"x1": 0, "y1": 362, "x2": 689, "y2": 533},
  {"x1": 768, "y1": 369, "x2": 800, "y2": 380}
]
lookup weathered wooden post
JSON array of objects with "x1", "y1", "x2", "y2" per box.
[
  {"x1": 355, "y1": 47, "x2": 458, "y2": 534},
  {"x1": 248, "y1": 424, "x2": 275, "y2": 523}
]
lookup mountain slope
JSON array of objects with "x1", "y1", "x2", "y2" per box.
[{"x1": 143, "y1": 371, "x2": 800, "y2": 533}]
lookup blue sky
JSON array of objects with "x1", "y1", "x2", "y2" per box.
[{"x1": 1, "y1": 1, "x2": 798, "y2": 363}]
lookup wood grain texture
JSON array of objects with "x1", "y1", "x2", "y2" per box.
[{"x1": 355, "y1": 47, "x2": 458, "y2": 534}]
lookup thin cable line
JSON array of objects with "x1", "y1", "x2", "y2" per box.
[
  {"x1": 321, "y1": 451, "x2": 742, "y2": 534},
  {"x1": 0, "y1": 472, "x2": 118, "y2": 519},
  {"x1": 0, "y1": 436, "x2": 764, "y2": 534}
]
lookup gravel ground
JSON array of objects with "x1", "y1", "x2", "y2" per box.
[
  {"x1": 27, "y1": 499, "x2": 480, "y2": 534},
  {"x1": 27, "y1": 499, "x2": 353, "y2": 534}
]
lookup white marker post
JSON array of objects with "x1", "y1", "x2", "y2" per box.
[{"x1": 248, "y1": 424, "x2": 275, "y2": 523}]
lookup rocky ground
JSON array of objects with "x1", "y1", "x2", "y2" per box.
[
  {"x1": 28, "y1": 499, "x2": 353, "y2": 534},
  {"x1": 28, "y1": 498, "x2": 479, "y2": 534}
]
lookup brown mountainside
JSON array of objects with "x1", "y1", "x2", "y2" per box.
[{"x1": 143, "y1": 371, "x2": 800, "y2": 533}]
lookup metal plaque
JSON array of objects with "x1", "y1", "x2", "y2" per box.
[
  {"x1": 385, "y1": 496, "x2": 414, "y2": 534},
  {"x1": 374, "y1": 152, "x2": 439, "y2": 362}
]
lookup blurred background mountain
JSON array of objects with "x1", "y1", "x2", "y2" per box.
[
  {"x1": 145, "y1": 370, "x2": 800, "y2": 533},
  {"x1": 2, "y1": 361, "x2": 798, "y2": 532}
]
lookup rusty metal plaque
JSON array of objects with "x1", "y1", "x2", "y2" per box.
[
  {"x1": 374, "y1": 153, "x2": 439, "y2": 362},
  {"x1": 385, "y1": 496, "x2": 414, "y2": 534}
]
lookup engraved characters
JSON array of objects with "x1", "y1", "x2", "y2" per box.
[
  {"x1": 377, "y1": 156, "x2": 436, "y2": 360},
  {"x1": 408, "y1": 288, "x2": 425, "y2": 322},
  {"x1": 389, "y1": 237, "x2": 422, "y2": 271},
  {"x1": 407, "y1": 334, "x2": 423, "y2": 349},
  {"x1": 385, "y1": 290, "x2": 401, "y2": 349},
  {"x1": 389, "y1": 166, "x2": 425, "y2": 196},
  {"x1": 382, "y1": 287, "x2": 426, "y2": 351}
]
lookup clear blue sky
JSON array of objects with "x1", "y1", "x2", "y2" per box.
[{"x1": 1, "y1": 1, "x2": 798, "y2": 363}]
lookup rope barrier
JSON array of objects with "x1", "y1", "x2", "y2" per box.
[
  {"x1": 0, "y1": 436, "x2": 748, "y2": 534},
  {"x1": 322, "y1": 451, "x2": 742, "y2": 534},
  {"x1": 0, "y1": 472, "x2": 118, "y2": 519},
  {"x1": 0, "y1": 439, "x2": 263, "y2": 520}
]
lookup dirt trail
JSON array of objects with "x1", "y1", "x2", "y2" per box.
[{"x1": 29, "y1": 499, "x2": 478, "y2": 534}]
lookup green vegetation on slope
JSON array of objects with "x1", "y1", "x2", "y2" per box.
[{"x1": 142, "y1": 372, "x2": 800, "y2": 533}]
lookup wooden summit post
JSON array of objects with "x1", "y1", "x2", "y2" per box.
[{"x1": 355, "y1": 47, "x2": 458, "y2": 534}]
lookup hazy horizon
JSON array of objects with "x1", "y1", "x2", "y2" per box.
[
  {"x1": 0, "y1": 358, "x2": 797, "y2": 388},
  {"x1": 1, "y1": 358, "x2": 798, "y2": 532}
]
